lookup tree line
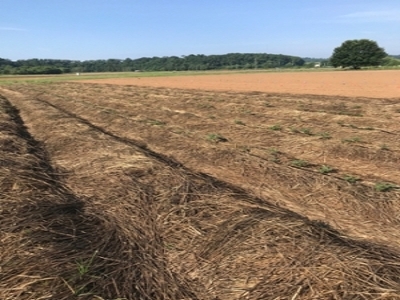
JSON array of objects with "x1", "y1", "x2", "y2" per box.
[
  {"x1": 1, "y1": 43, "x2": 398, "y2": 75},
  {"x1": 0, "y1": 53, "x2": 305, "y2": 75}
]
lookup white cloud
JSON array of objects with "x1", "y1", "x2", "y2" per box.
[{"x1": 339, "y1": 10, "x2": 400, "y2": 22}]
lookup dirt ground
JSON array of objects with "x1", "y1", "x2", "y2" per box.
[
  {"x1": 1, "y1": 75, "x2": 400, "y2": 299},
  {"x1": 80, "y1": 69, "x2": 400, "y2": 98}
]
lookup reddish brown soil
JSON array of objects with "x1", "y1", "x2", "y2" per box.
[{"x1": 81, "y1": 70, "x2": 400, "y2": 98}]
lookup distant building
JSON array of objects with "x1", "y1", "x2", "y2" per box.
[{"x1": 314, "y1": 63, "x2": 321, "y2": 68}]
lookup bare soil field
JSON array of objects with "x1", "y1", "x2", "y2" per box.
[
  {"x1": 1, "y1": 74, "x2": 400, "y2": 299},
  {"x1": 81, "y1": 70, "x2": 400, "y2": 98}
]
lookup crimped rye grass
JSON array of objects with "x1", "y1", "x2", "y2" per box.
[{"x1": 1, "y1": 82, "x2": 400, "y2": 300}]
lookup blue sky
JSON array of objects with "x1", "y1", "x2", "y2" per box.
[{"x1": 1, "y1": 0, "x2": 399, "y2": 61}]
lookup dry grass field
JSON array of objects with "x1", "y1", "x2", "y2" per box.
[{"x1": 1, "y1": 70, "x2": 400, "y2": 299}]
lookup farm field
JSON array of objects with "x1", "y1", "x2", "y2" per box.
[
  {"x1": 81, "y1": 69, "x2": 400, "y2": 98},
  {"x1": 1, "y1": 70, "x2": 400, "y2": 299}
]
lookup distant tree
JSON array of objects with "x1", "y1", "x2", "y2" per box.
[{"x1": 330, "y1": 39, "x2": 387, "y2": 69}]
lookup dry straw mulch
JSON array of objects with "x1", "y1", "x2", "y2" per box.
[
  {"x1": 0, "y1": 95, "x2": 198, "y2": 300},
  {"x1": 1, "y1": 88, "x2": 400, "y2": 299}
]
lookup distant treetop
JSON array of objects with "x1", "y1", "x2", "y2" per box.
[{"x1": 330, "y1": 39, "x2": 387, "y2": 69}]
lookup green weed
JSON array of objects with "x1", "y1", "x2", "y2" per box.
[
  {"x1": 319, "y1": 165, "x2": 334, "y2": 174},
  {"x1": 319, "y1": 132, "x2": 332, "y2": 140},
  {"x1": 235, "y1": 120, "x2": 246, "y2": 125},
  {"x1": 342, "y1": 136, "x2": 362, "y2": 143},
  {"x1": 343, "y1": 175, "x2": 360, "y2": 184},
  {"x1": 268, "y1": 148, "x2": 280, "y2": 155},
  {"x1": 290, "y1": 159, "x2": 309, "y2": 168},
  {"x1": 290, "y1": 127, "x2": 300, "y2": 133},
  {"x1": 375, "y1": 182, "x2": 397, "y2": 192},
  {"x1": 267, "y1": 148, "x2": 281, "y2": 163},
  {"x1": 76, "y1": 250, "x2": 98, "y2": 278},
  {"x1": 148, "y1": 119, "x2": 166, "y2": 126},
  {"x1": 380, "y1": 144, "x2": 390, "y2": 151},
  {"x1": 206, "y1": 133, "x2": 228, "y2": 143},
  {"x1": 269, "y1": 124, "x2": 282, "y2": 131},
  {"x1": 300, "y1": 128, "x2": 313, "y2": 135}
]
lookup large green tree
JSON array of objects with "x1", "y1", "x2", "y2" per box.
[{"x1": 330, "y1": 39, "x2": 387, "y2": 69}]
